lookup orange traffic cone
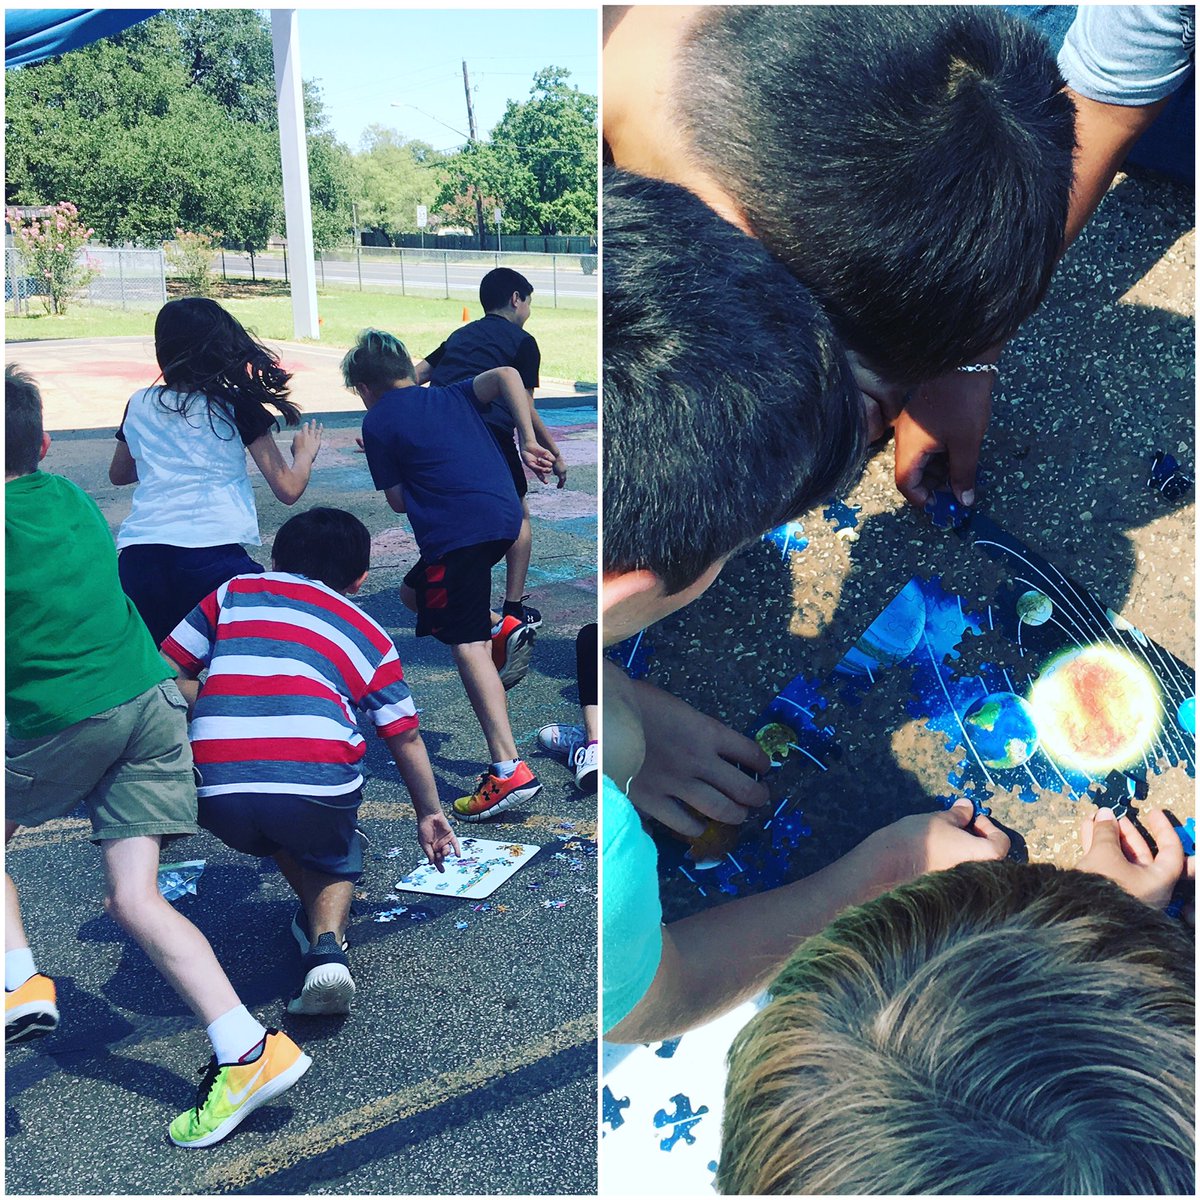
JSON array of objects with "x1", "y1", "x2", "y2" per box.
[{"x1": 461, "y1": 305, "x2": 470, "y2": 322}]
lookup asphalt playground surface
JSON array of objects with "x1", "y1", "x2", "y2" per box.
[{"x1": 3, "y1": 337, "x2": 598, "y2": 1194}]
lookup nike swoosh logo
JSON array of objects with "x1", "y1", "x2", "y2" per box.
[{"x1": 224, "y1": 1062, "x2": 267, "y2": 1106}]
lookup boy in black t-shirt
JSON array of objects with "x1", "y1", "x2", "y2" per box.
[{"x1": 416, "y1": 269, "x2": 567, "y2": 677}]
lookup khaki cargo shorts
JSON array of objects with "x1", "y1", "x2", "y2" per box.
[{"x1": 5, "y1": 679, "x2": 199, "y2": 843}]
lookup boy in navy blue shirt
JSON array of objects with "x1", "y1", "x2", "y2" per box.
[
  {"x1": 415, "y1": 268, "x2": 568, "y2": 638},
  {"x1": 345, "y1": 329, "x2": 556, "y2": 820}
]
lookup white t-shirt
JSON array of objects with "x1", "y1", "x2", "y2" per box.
[
  {"x1": 1060, "y1": 5, "x2": 1195, "y2": 106},
  {"x1": 116, "y1": 387, "x2": 261, "y2": 550}
]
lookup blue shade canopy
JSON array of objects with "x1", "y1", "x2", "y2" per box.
[{"x1": 5, "y1": 10, "x2": 158, "y2": 68}]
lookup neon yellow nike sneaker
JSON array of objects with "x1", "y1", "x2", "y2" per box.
[{"x1": 168, "y1": 1029, "x2": 311, "y2": 1148}]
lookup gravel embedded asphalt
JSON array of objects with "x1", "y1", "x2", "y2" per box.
[{"x1": 2, "y1": 343, "x2": 598, "y2": 1195}]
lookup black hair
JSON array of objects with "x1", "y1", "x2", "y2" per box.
[
  {"x1": 340, "y1": 329, "x2": 416, "y2": 394},
  {"x1": 5, "y1": 364, "x2": 44, "y2": 477},
  {"x1": 480, "y1": 267, "x2": 533, "y2": 312},
  {"x1": 603, "y1": 169, "x2": 865, "y2": 595},
  {"x1": 153, "y1": 297, "x2": 300, "y2": 445},
  {"x1": 673, "y1": 5, "x2": 1076, "y2": 384},
  {"x1": 271, "y1": 507, "x2": 371, "y2": 592}
]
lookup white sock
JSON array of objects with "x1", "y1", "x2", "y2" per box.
[
  {"x1": 5, "y1": 947, "x2": 37, "y2": 992},
  {"x1": 492, "y1": 758, "x2": 519, "y2": 779},
  {"x1": 206, "y1": 1005, "x2": 268, "y2": 1064}
]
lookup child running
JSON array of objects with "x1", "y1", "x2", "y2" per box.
[
  {"x1": 343, "y1": 330, "x2": 556, "y2": 821},
  {"x1": 109, "y1": 297, "x2": 323, "y2": 646},
  {"x1": 161, "y1": 507, "x2": 461, "y2": 1014},
  {"x1": 5, "y1": 365, "x2": 310, "y2": 1149}
]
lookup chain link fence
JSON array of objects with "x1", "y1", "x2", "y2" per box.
[
  {"x1": 215, "y1": 245, "x2": 598, "y2": 309},
  {"x1": 6, "y1": 246, "x2": 166, "y2": 314}
]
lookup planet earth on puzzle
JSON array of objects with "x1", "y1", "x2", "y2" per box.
[
  {"x1": 963, "y1": 691, "x2": 1039, "y2": 769},
  {"x1": 1016, "y1": 589, "x2": 1053, "y2": 626}
]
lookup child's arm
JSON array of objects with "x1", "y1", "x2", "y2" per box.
[
  {"x1": 472, "y1": 368, "x2": 555, "y2": 481},
  {"x1": 381, "y1": 726, "x2": 461, "y2": 870},
  {"x1": 411, "y1": 358, "x2": 433, "y2": 385},
  {"x1": 247, "y1": 419, "x2": 323, "y2": 505},
  {"x1": 109, "y1": 440, "x2": 138, "y2": 485},
  {"x1": 606, "y1": 801, "x2": 1010, "y2": 1044},
  {"x1": 383, "y1": 485, "x2": 407, "y2": 514},
  {"x1": 530, "y1": 403, "x2": 568, "y2": 489},
  {"x1": 160, "y1": 651, "x2": 201, "y2": 714}
]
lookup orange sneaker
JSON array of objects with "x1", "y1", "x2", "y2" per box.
[
  {"x1": 453, "y1": 761, "x2": 542, "y2": 821},
  {"x1": 6, "y1": 973, "x2": 59, "y2": 1044},
  {"x1": 491, "y1": 615, "x2": 535, "y2": 690}
]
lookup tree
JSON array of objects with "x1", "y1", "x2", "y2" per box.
[
  {"x1": 4, "y1": 11, "x2": 351, "y2": 249},
  {"x1": 350, "y1": 126, "x2": 443, "y2": 242},
  {"x1": 436, "y1": 67, "x2": 597, "y2": 236}
]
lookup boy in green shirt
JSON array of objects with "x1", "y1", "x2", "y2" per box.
[{"x1": 4, "y1": 365, "x2": 310, "y2": 1149}]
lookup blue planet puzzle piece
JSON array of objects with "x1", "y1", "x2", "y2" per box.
[
  {"x1": 602, "y1": 1085, "x2": 631, "y2": 1134},
  {"x1": 654, "y1": 1037, "x2": 681, "y2": 1059}
]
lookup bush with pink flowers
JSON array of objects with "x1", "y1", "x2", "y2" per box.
[{"x1": 6, "y1": 201, "x2": 99, "y2": 315}]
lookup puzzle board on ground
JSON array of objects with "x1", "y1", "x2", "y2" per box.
[{"x1": 394, "y1": 838, "x2": 541, "y2": 899}]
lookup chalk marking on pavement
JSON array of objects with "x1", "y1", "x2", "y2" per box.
[{"x1": 200, "y1": 1012, "x2": 596, "y2": 1191}]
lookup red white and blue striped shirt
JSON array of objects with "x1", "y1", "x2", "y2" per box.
[{"x1": 162, "y1": 573, "x2": 419, "y2": 804}]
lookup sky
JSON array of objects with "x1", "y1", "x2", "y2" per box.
[{"x1": 295, "y1": 9, "x2": 599, "y2": 153}]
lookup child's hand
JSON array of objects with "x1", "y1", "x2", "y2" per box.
[
  {"x1": 552, "y1": 454, "x2": 568, "y2": 489},
  {"x1": 627, "y1": 681, "x2": 770, "y2": 836},
  {"x1": 1076, "y1": 807, "x2": 1187, "y2": 909},
  {"x1": 292, "y1": 419, "x2": 323, "y2": 464},
  {"x1": 866, "y1": 800, "x2": 1011, "y2": 892},
  {"x1": 522, "y1": 443, "x2": 556, "y2": 483},
  {"x1": 418, "y1": 811, "x2": 462, "y2": 872}
]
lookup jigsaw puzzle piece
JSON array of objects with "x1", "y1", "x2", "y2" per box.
[{"x1": 602, "y1": 1085, "x2": 631, "y2": 1134}]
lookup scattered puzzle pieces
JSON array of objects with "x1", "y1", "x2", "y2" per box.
[
  {"x1": 1148, "y1": 450, "x2": 1194, "y2": 502},
  {"x1": 761, "y1": 519, "x2": 809, "y2": 560},
  {"x1": 822, "y1": 499, "x2": 861, "y2": 532}
]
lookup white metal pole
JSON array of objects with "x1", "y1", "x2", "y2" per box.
[{"x1": 271, "y1": 9, "x2": 319, "y2": 339}]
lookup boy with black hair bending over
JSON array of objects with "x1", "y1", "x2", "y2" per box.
[
  {"x1": 4, "y1": 365, "x2": 310, "y2": 1149},
  {"x1": 415, "y1": 267, "x2": 568, "y2": 653},
  {"x1": 161, "y1": 507, "x2": 460, "y2": 1016},
  {"x1": 602, "y1": 172, "x2": 1012, "y2": 1043},
  {"x1": 344, "y1": 330, "x2": 557, "y2": 822}
]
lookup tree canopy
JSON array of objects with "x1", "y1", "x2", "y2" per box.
[
  {"x1": 350, "y1": 127, "x2": 444, "y2": 244},
  {"x1": 436, "y1": 68, "x2": 597, "y2": 236},
  {"x1": 5, "y1": 11, "x2": 353, "y2": 249}
]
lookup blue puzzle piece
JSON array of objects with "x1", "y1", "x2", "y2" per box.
[
  {"x1": 609, "y1": 629, "x2": 654, "y2": 680},
  {"x1": 602, "y1": 1085, "x2": 631, "y2": 1134},
  {"x1": 654, "y1": 1037, "x2": 681, "y2": 1059},
  {"x1": 822, "y1": 499, "x2": 861, "y2": 531},
  {"x1": 660, "y1": 1117, "x2": 705, "y2": 1151},
  {"x1": 762, "y1": 519, "x2": 809, "y2": 560},
  {"x1": 654, "y1": 1093, "x2": 710, "y2": 1129},
  {"x1": 924, "y1": 488, "x2": 972, "y2": 530},
  {"x1": 1179, "y1": 818, "x2": 1196, "y2": 857}
]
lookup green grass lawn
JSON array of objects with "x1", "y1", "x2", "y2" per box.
[{"x1": 6, "y1": 285, "x2": 598, "y2": 383}]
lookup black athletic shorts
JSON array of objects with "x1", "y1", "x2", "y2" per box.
[{"x1": 403, "y1": 539, "x2": 512, "y2": 645}]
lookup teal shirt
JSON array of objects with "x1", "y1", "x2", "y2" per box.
[
  {"x1": 602, "y1": 774, "x2": 664, "y2": 1033},
  {"x1": 6, "y1": 471, "x2": 168, "y2": 738}
]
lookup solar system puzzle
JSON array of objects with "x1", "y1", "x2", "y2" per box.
[{"x1": 672, "y1": 497, "x2": 1196, "y2": 899}]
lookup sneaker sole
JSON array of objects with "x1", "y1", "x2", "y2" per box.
[
  {"x1": 286, "y1": 963, "x2": 356, "y2": 1016},
  {"x1": 497, "y1": 626, "x2": 535, "y2": 690},
  {"x1": 170, "y1": 1051, "x2": 313, "y2": 1148},
  {"x1": 575, "y1": 766, "x2": 599, "y2": 794},
  {"x1": 6, "y1": 1004, "x2": 59, "y2": 1045},
  {"x1": 455, "y1": 781, "x2": 542, "y2": 822}
]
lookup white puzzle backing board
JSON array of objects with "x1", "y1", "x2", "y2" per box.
[{"x1": 394, "y1": 837, "x2": 541, "y2": 900}]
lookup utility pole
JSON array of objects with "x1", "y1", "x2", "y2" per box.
[{"x1": 462, "y1": 60, "x2": 487, "y2": 250}]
